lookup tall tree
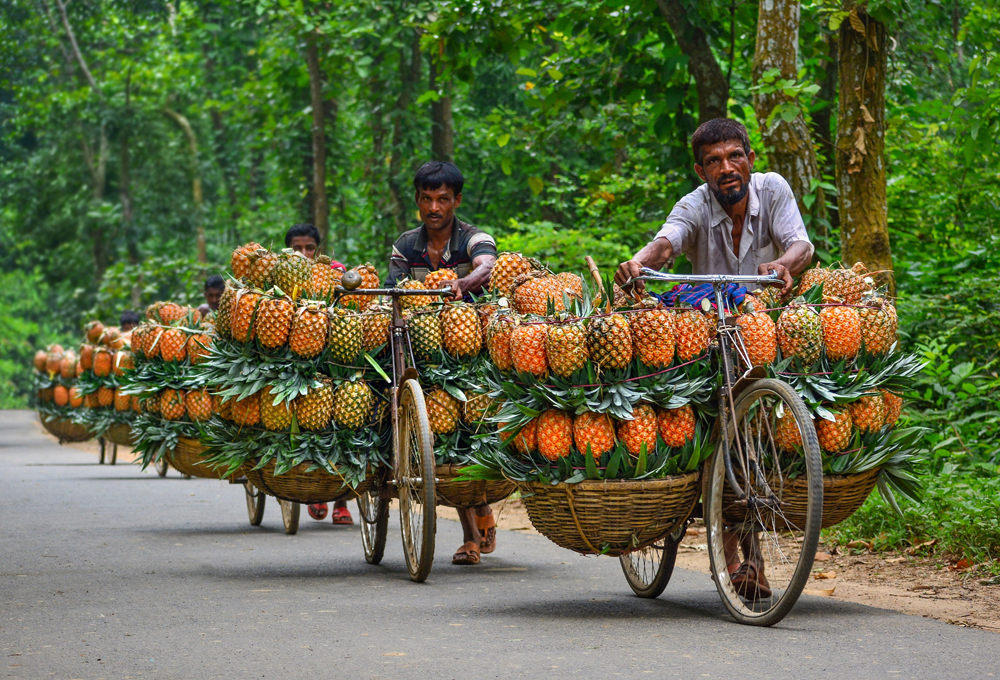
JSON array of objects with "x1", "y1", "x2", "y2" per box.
[
  {"x1": 835, "y1": 4, "x2": 892, "y2": 287},
  {"x1": 163, "y1": 107, "x2": 207, "y2": 264},
  {"x1": 304, "y1": 29, "x2": 330, "y2": 248},
  {"x1": 656, "y1": 0, "x2": 729, "y2": 123},
  {"x1": 429, "y1": 51, "x2": 454, "y2": 162},
  {"x1": 751, "y1": 0, "x2": 826, "y2": 230}
]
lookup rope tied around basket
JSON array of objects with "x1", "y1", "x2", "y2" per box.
[{"x1": 562, "y1": 484, "x2": 602, "y2": 556}]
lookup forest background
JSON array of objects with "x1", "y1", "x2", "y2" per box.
[{"x1": 1, "y1": 0, "x2": 998, "y2": 558}]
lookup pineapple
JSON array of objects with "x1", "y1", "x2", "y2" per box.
[
  {"x1": 406, "y1": 310, "x2": 443, "y2": 359},
  {"x1": 511, "y1": 272, "x2": 563, "y2": 315},
  {"x1": 630, "y1": 302, "x2": 675, "y2": 368},
  {"x1": 230, "y1": 392, "x2": 261, "y2": 427},
  {"x1": 247, "y1": 248, "x2": 278, "y2": 289},
  {"x1": 426, "y1": 388, "x2": 460, "y2": 434},
  {"x1": 79, "y1": 344, "x2": 94, "y2": 370},
  {"x1": 849, "y1": 395, "x2": 886, "y2": 433},
  {"x1": 573, "y1": 411, "x2": 616, "y2": 458},
  {"x1": 795, "y1": 267, "x2": 830, "y2": 296},
  {"x1": 819, "y1": 299, "x2": 862, "y2": 360},
  {"x1": 159, "y1": 328, "x2": 188, "y2": 362},
  {"x1": 881, "y1": 389, "x2": 903, "y2": 425},
  {"x1": 260, "y1": 386, "x2": 293, "y2": 431},
  {"x1": 398, "y1": 278, "x2": 431, "y2": 309},
  {"x1": 340, "y1": 263, "x2": 380, "y2": 311},
  {"x1": 187, "y1": 334, "x2": 212, "y2": 365},
  {"x1": 510, "y1": 418, "x2": 539, "y2": 455},
  {"x1": 231, "y1": 241, "x2": 263, "y2": 279},
  {"x1": 327, "y1": 308, "x2": 363, "y2": 364},
  {"x1": 69, "y1": 388, "x2": 84, "y2": 409},
  {"x1": 777, "y1": 301, "x2": 822, "y2": 364},
  {"x1": 586, "y1": 313, "x2": 633, "y2": 370},
  {"x1": 362, "y1": 307, "x2": 391, "y2": 353},
  {"x1": 859, "y1": 298, "x2": 898, "y2": 354},
  {"x1": 815, "y1": 408, "x2": 853, "y2": 453},
  {"x1": 440, "y1": 303, "x2": 483, "y2": 358},
  {"x1": 554, "y1": 272, "x2": 584, "y2": 300},
  {"x1": 113, "y1": 388, "x2": 131, "y2": 412},
  {"x1": 675, "y1": 309, "x2": 710, "y2": 361},
  {"x1": 657, "y1": 405, "x2": 696, "y2": 447},
  {"x1": 84, "y1": 392, "x2": 100, "y2": 409},
  {"x1": 825, "y1": 264, "x2": 871, "y2": 303},
  {"x1": 617, "y1": 404, "x2": 658, "y2": 457},
  {"x1": 231, "y1": 291, "x2": 262, "y2": 343},
  {"x1": 331, "y1": 380, "x2": 373, "y2": 430},
  {"x1": 489, "y1": 252, "x2": 538, "y2": 297},
  {"x1": 54, "y1": 385, "x2": 69, "y2": 407},
  {"x1": 476, "y1": 302, "x2": 500, "y2": 335},
  {"x1": 93, "y1": 348, "x2": 113, "y2": 377},
  {"x1": 462, "y1": 392, "x2": 499, "y2": 424},
  {"x1": 485, "y1": 311, "x2": 515, "y2": 371},
  {"x1": 130, "y1": 395, "x2": 141, "y2": 413},
  {"x1": 773, "y1": 409, "x2": 803, "y2": 452},
  {"x1": 510, "y1": 322, "x2": 548, "y2": 377},
  {"x1": 113, "y1": 349, "x2": 134, "y2": 376},
  {"x1": 33, "y1": 349, "x2": 48, "y2": 372},
  {"x1": 144, "y1": 392, "x2": 160, "y2": 415},
  {"x1": 85, "y1": 320, "x2": 104, "y2": 343},
  {"x1": 185, "y1": 389, "x2": 213, "y2": 422},
  {"x1": 545, "y1": 318, "x2": 588, "y2": 378},
  {"x1": 160, "y1": 388, "x2": 186, "y2": 421},
  {"x1": 736, "y1": 306, "x2": 777, "y2": 366},
  {"x1": 311, "y1": 255, "x2": 343, "y2": 299},
  {"x1": 271, "y1": 249, "x2": 314, "y2": 299},
  {"x1": 536, "y1": 409, "x2": 574, "y2": 461},
  {"x1": 424, "y1": 269, "x2": 458, "y2": 290},
  {"x1": 60, "y1": 352, "x2": 77, "y2": 380},
  {"x1": 288, "y1": 302, "x2": 330, "y2": 359},
  {"x1": 215, "y1": 283, "x2": 238, "y2": 340}
]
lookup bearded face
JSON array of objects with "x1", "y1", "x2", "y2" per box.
[{"x1": 695, "y1": 140, "x2": 755, "y2": 208}]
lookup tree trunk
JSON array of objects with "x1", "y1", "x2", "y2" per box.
[
  {"x1": 119, "y1": 72, "x2": 142, "y2": 307},
  {"x1": 751, "y1": 0, "x2": 827, "y2": 236},
  {"x1": 389, "y1": 33, "x2": 422, "y2": 235},
  {"x1": 80, "y1": 123, "x2": 110, "y2": 282},
  {"x1": 429, "y1": 51, "x2": 454, "y2": 162},
  {"x1": 656, "y1": 0, "x2": 729, "y2": 123},
  {"x1": 814, "y1": 32, "x2": 839, "y2": 180},
  {"x1": 163, "y1": 107, "x2": 207, "y2": 264},
  {"x1": 304, "y1": 30, "x2": 329, "y2": 250},
  {"x1": 835, "y1": 5, "x2": 892, "y2": 289}
]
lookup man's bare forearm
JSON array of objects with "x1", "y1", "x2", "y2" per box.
[
  {"x1": 633, "y1": 237, "x2": 674, "y2": 270},
  {"x1": 456, "y1": 255, "x2": 496, "y2": 296},
  {"x1": 776, "y1": 241, "x2": 812, "y2": 277}
]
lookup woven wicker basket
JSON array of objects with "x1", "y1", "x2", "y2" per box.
[
  {"x1": 104, "y1": 422, "x2": 133, "y2": 447},
  {"x1": 435, "y1": 465, "x2": 516, "y2": 509},
  {"x1": 241, "y1": 459, "x2": 372, "y2": 504},
  {"x1": 166, "y1": 437, "x2": 226, "y2": 480},
  {"x1": 721, "y1": 466, "x2": 880, "y2": 530},
  {"x1": 40, "y1": 415, "x2": 92, "y2": 443},
  {"x1": 519, "y1": 472, "x2": 701, "y2": 556}
]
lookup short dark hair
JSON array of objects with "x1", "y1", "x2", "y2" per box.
[
  {"x1": 120, "y1": 310, "x2": 141, "y2": 327},
  {"x1": 413, "y1": 161, "x2": 464, "y2": 197},
  {"x1": 691, "y1": 118, "x2": 752, "y2": 165},
  {"x1": 285, "y1": 223, "x2": 321, "y2": 247},
  {"x1": 205, "y1": 275, "x2": 225, "y2": 291}
]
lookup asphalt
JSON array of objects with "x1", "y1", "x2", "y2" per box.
[{"x1": 2, "y1": 408, "x2": 997, "y2": 680}]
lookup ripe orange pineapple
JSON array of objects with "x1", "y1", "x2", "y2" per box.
[
  {"x1": 815, "y1": 408, "x2": 853, "y2": 452},
  {"x1": 406, "y1": 310, "x2": 442, "y2": 359},
  {"x1": 254, "y1": 296, "x2": 294, "y2": 349},
  {"x1": 773, "y1": 409, "x2": 803, "y2": 452},
  {"x1": 617, "y1": 404, "x2": 659, "y2": 456},
  {"x1": 85, "y1": 320, "x2": 104, "y2": 343},
  {"x1": 819, "y1": 300, "x2": 862, "y2": 360},
  {"x1": 881, "y1": 389, "x2": 903, "y2": 425},
  {"x1": 657, "y1": 405, "x2": 696, "y2": 447},
  {"x1": 160, "y1": 389, "x2": 187, "y2": 421},
  {"x1": 60, "y1": 352, "x2": 77, "y2": 379},
  {"x1": 489, "y1": 252, "x2": 538, "y2": 297},
  {"x1": 79, "y1": 344, "x2": 95, "y2": 370},
  {"x1": 84, "y1": 392, "x2": 100, "y2": 409},
  {"x1": 675, "y1": 310, "x2": 710, "y2": 361},
  {"x1": 573, "y1": 411, "x2": 616, "y2": 458},
  {"x1": 69, "y1": 388, "x2": 84, "y2": 409},
  {"x1": 331, "y1": 380, "x2": 372, "y2": 430},
  {"x1": 159, "y1": 328, "x2": 188, "y2": 362},
  {"x1": 536, "y1": 410, "x2": 574, "y2": 461},
  {"x1": 426, "y1": 388, "x2": 460, "y2": 434},
  {"x1": 398, "y1": 278, "x2": 431, "y2": 309},
  {"x1": 93, "y1": 348, "x2": 113, "y2": 377},
  {"x1": 859, "y1": 298, "x2": 898, "y2": 354},
  {"x1": 362, "y1": 307, "x2": 391, "y2": 353},
  {"x1": 340, "y1": 263, "x2": 380, "y2": 311},
  {"x1": 849, "y1": 395, "x2": 886, "y2": 433},
  {"x1": 113, "y1": 350, "x2": 134, "y2": 376},
  {"x1": 441, "y1": 303, "x2": 483, "y2": 358},
  {"x1": 311, "y1": 255, "x2": 343, "y2": 299},
  {"x1": 187, "y1": 334, "x2": 212, "y2": 365},
  {"x1": 288, "y1": 302, "x2": 330, "y2": 358},
  {"x1": 185, "y1": 389, "x2": 213, "y2": 422},
  {"x1": 230, "y1": 392, "x2": 261, "y2": 427},
  {"x1": 232, "y1": 242, "x2": 263, "y2": 279},
  {"x1": 511, "y1": 272, "x2": 564, "y2": 315},
  {"x1": 97, "y1": 386, "x2": 114, "y2": 408},
  {"x1": 795, "y1": 267, "x2": 830, "y2": 296},
  {"x1": 553, "y1": 272, "x2": 584, "y2": 300},
  {"x1": 485, "y1": 312, "x2": 515, "y2": 371},
  {"x1": 825, "y1": 264, "x2": 872, "y2": 304},
  {"x1": 545, "y1": 318, "x2": 588, "y2": 378},
  {"x1": 586, "y1": 312, "x2": 633, "y2": 369},
  {"x1": 247, "y1": 248, "x2": 278, "y2": 289},
  {"x1": 215, "y1": 283, "x2": 238, "y2": 340},
  {"x1": 260, "y1": 386, "x2": 293, "y2": 431},
  {"x1": 424, "y1": 269, "x2": 458, "y2": 290},
  {"x1": 113, "y1": 388, "x2": 131, "y2": 412},
  {"x1": 53, "y1": 385, "x2": 69, "y2": 407},
  {"x1": 630, "y1": 303, "x2": 675, "y2": 368},
  {"x1": 231, "y1": 291, "x2": 262, "y2": 343},
  {"x1": 736, "y1": 307, "x2": 777, "y2": 366},
  {"x1": 511, "y1": 418, "x2": 539, "y2": 455},
  {"x1": 510, "y1": 322, "x2": 548, "y2": 376}
]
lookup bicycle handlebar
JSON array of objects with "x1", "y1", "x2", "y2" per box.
[
  {"x1": 630, "y1": 267, "x2": 782, "y2": 286},
  {"x1": 332, "y1": 285, "x2": 454, "y2": 297}
]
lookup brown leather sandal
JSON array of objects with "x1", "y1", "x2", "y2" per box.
[
  {"x1": 452, "y1": 541, "x2": 481, "y2": 566},
  {"x1": 730, "y1": 562, "x2": 772, "y2": 599},
  {"x1": 476, "y1": 510, "x2": 497, "y2": 554}
]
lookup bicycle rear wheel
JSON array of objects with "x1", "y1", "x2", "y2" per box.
[
  {"x1": 358, "y1": 485, "x2": 389, "y2": 564},
  {"x1": 397, "y1": 379, "x2": 436, "y2": 582},
  {"x1": 620, "y1": 523, "x2": 685, "y2": 598},
  {"x1": 280, "y1": 500, "x2": 300, "y2": 535},
  {"x1": 705, "y1": 378, "x2": 822, "y2": 626},
  {"x1": 154, "y1": 455, "x2": 168, "y2": 477},
  {"x1": 245, "y1": 480, "x2": 266, "y2": 525}
]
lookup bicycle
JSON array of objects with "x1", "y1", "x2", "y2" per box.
[
  {"x1": 333, "y1": 270, "x2": 450, "y2": 583},
  {"x1": 622, "y1": 268, "x2": 823, "y2": 626}
]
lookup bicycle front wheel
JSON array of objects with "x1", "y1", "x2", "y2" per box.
[
  {"x1": 706, "y1": 378, "x2": 823, "y2": 626},
  {"x1": 245, "y1": 480, "x2": 266, "y2": 525},
  {"x1": 397, "y1": 379, "x2": 436, "y2": 582},
  {"x1": 280, "y1": 499, "x2": 300, "y2": 535},
  {"x1": 620, "y1": 523, "x2": 685, "y2": 599},
  {"x1": 358, "y1": 485, "x2": 389, "y2": 564}
]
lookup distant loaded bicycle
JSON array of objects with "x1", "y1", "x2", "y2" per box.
[{"x1": 621, "y1": 268, "x2": 823, "y2": 626}]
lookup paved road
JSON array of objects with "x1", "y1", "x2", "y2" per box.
[{"x1": 2, "y1": 409, "x2": 997, "y2": 680}]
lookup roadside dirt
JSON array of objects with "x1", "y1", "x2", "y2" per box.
[{"x1": 56, "y1": 428, "x2": 1000, "y2": 633}]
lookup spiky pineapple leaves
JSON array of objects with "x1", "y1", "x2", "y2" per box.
[
  {"x1": 70, "y1": 405, "x2": 132, "y2": 438},
  {"x1": 130, "y1": 413, "x2": 200, "y2": 470}
]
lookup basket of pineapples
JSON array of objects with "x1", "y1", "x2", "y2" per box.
[
  {"x1": 197, "y1": 244, "x2": 388, "y2": 502},
  {"x1": 458, "y1": 254, "x2": 717, "y2": 556},
  {"x1": 71, "y1": 321, "x2": 138, "y2": 453},
  {"x1": 34, "y1": 343, "x2": 92, "y2": 443},
  {"x1": 723, "y1": 262, "x2": 925, "y2": 528},
  {"x1": 121, "y1": 302, "x2": 221, "y2": 478}
]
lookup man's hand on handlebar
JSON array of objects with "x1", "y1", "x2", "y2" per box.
[
  {"x1": 434, "y1": 280, "x2": 461, "y2": 301},
  {"x1": 758, "y1": 261, "x2": 793, "y2": 295},
  {"x1": 614, "y1": 260, "x2": 646, "y2": 294}
]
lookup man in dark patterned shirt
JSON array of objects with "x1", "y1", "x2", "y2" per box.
[{"x1": 387, "y1": 161, "x2": 497, "y2": 301}]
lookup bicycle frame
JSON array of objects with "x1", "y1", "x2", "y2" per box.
[{"x1": 629, "y1": 268, "x2": 782, "y2": 506}]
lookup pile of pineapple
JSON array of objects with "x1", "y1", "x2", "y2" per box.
[
  {"x1": 120, "y1": 302, "x2": 216, "y2": 467},
  {"x1": 33, "y1": 342, "x2": 85, "y2": 433},
  {"x1": 474, "y1": 252, "x2": 716, "y2": 481},
  {"x1": 69, "y1": 319, "x2": 138, "y2": 438}
]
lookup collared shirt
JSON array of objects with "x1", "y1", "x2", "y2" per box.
[
  {"x1": 387, "y1": 217, "x2": 497, "y2": 286},
  {"x1": 654, "y1": 172, "x2": 813, "y2": 276}
]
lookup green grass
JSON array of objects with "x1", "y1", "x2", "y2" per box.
[{"x1": 825, "y1": 467, "x2": 1000, "y2": 567}]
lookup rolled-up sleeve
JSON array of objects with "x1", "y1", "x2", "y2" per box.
[
  {"x1": 654, "y1": 198, "x2": 700, "y2": 255},
  {"x1": 766, "y1": 174, "x2": 813, "y2": 255}
]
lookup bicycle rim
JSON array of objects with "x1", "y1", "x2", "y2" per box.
[
  {"x1": 358, "y1": 486, "x2": 389, "y2": 565},
  {"x1": 397, "y1": 379, "x2": 436, "y2": 582},
  {"x1": 620, "y1": 524, "x2": 684, "y2": 599}
]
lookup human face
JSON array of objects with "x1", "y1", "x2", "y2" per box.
[
  {"x1": 416, "y1": 185, "x2": 462, "y2": 234},
  {"x1": 205, "y1": 287, "x2": 223, "y2": 311},
  {"x1": 695, "y1": 140, "x2": 755, "y2": 207},
  {"x1": 289, "y1": 236, "x2": 319, "y2": 260}
]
